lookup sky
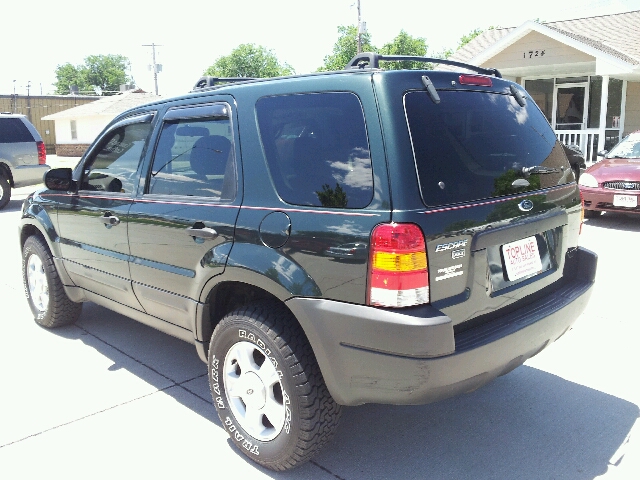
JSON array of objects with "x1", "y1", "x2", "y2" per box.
[{"x1": 3, "y1": 0, "x2": 640, "y2": 98}]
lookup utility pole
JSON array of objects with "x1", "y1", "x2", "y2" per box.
[
  {"x1": 26, "y1": 81, "x2": 32, "y2": 122},
  {"x1": 357, "y1": 0, "x2": 362, "y2": 54},
  {"x1": 143, "y1": 43, "x2": 163, "y2": 95}
]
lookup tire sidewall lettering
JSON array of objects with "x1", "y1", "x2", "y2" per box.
[{"x1": 209, "y1": 320, "x2": 298, "y2": 461}]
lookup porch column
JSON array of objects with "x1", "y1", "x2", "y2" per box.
[{"x1": 597, "y1": 75, "x2": 609, "y2": 157}]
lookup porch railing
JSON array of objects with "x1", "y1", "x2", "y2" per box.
[{"x1": 555, "y1": 129, "x2": 600, "y2": 165}]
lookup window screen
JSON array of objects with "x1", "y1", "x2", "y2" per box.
[
  {"x1": 256, "y1": 92, "x2": 373, "y2": 208},
  {"x1": 148, "y1": 113, "x2": 236, "y2": 200},
  {"x1": 81, "y1": 119, "x2": 152, "y2": 193}
]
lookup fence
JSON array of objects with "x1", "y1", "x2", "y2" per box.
[{"x1": 0, "y1": 95, "x2": 98, "y2": 153}]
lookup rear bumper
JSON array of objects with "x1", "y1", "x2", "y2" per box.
[{"x1": 287, "y1": 247, "x2": 597, "y2": 406}]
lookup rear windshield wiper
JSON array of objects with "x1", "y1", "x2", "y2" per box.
[{"x1": 522, "y1": 165, "x2": 560, "y2": 176}]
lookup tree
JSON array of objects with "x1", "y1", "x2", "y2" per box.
[
  {"x1": 379, "y1": 30, "x2": 428, "y2": 70},
  {"x1": 204, "y1": 44, "x2": 294, "y2": 78},
  {"x1": 54, "y1": 54, "x2": 132, "y2": 95},
  {"x1": 83, "y1": 55, "x2": 131, "y2": 92},
  {"x1": 317, "y1": 25, "x2": 376, "y2": 72},
  {"x1": 458, "y1": 28, "x2": 485, "y2": 50}
]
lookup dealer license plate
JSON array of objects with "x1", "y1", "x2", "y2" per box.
[
  {"x1": 502, "y1": 236, "x2": 543, "y2": 282},
  {"x1": 613, "y1": 194, "x2": 637, "y2": 208}
]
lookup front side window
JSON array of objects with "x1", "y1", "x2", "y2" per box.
[
  {"x1": 256, "y1": 92, "x2": 373, "y2": 209},
  {"x1": 80, "y1": 118, "x2": 152, "y2": 193},
  {"x1": 147, "y1": 107, "x2": 236, "y2": 200}
]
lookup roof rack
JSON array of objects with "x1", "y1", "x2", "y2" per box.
[
  {"x1": 344, "y1": 52, "x2": 502, "y2": 78},
  {"x1": 192, "y1": 76, "x2": 257, "y2": 91}
]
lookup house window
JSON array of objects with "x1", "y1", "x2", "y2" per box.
[
  {"x1": 70, "y1": 120, "x2": 77, "y2": 140},
  {"x1": 588, "y1": 76, "x2": 602, "y2": 129},
  {"x1": 606, "y1": 78, "x2": 623, "y2": 129}
]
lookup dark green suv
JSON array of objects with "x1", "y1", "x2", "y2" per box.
[{"x1": 18, "y1": 54, "x2": 597, "y2": 471}]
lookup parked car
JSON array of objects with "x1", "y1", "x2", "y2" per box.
[
  {"x1": 579, "y1": 131, "x2": 640, "y2": 217},
  {"x1": 0, "y1": 113, "x2": 49, "y2": 209},
  {"x1": 18, "y1": 53, "x2": 597, "y2": 471}
]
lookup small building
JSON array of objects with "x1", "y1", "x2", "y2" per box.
[
  {"x1": 449, "y1": 10, "x2": 640, "y2": 162},
  {"x1": 42, "y1": 90, "x2": 161, "y2": 156}
]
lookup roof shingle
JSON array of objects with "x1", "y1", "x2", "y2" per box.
[{"x1": 450, "y1": 10, "x2": 640, "y2": 66}]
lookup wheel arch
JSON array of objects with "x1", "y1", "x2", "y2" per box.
[
  {"x1": 19, "y1": 203, "x2": 61, "y2": 257},
  {"x1": 0, "y1": 161, "x2": 14, "y2": 186}
]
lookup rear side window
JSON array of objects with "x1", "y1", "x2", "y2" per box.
[
  {"x1": 0, "y1": 118, "x2": 34, "y2": 143},
  {"x1": 405, "y1": 90, "x2": 574, "y2": 207},
  {"x1": 256, "y1": 92, "x2": 373, "y2": 208}
]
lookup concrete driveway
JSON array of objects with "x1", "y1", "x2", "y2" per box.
[{"x1": 1, "y1": 166, "x2": 639, "y2": 479}]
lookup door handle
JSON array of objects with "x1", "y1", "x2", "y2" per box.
[
  {"x1": 100, "y1": 214, "x2": 120, "y2": 226},
  {"x1": 185, "y1": 227, "x2": 218, "y2": 240}
]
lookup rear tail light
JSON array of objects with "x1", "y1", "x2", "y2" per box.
[
  {"x1": 458, "y1": 74, "x2": 492, "y2": 87},
  {"x1": 368, "y1": 223, "x2": 429, "y2": 308},
  {"x1": 36, "y1": 141, "x2": 47, "y2": 165}
]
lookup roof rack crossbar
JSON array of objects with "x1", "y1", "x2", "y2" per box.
[
  {"x1": 344, "y1": 53, "x2": 502, "y2": 78},
  {"x1": 192, "y1": 76, "x2": 257, "y2": 91}
]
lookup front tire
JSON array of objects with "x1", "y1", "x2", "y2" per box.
[
  {"x1": 0, "y1": 175, "x2": 10, "y2": 210},
  {"x1": 22, "y1": 236, "x2": 82, "y2": 328},
  {"x1": 208, "y1": 302, "x2": 342, "y2": 471}
]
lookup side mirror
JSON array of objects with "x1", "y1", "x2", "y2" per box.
[
  {"x1": 44, "y1": 168, "x2": 75, "y2": 191},
  {"x1": 597, "y1": 150, "x2": 608, "y2": 157}
]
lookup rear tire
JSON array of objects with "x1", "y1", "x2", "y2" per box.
[
  {"x1": 208, "y1": 301, "x2": 342, "y2": 471},
  {"x1": 22, "y1": 236, "x2": 82, "y2": 328},
  {"x1": 584, "y1": 209, "x2": 600, "y2": 219},
  {"x1": 0, "y1": 175, "x2": 10, "y2": 210}
]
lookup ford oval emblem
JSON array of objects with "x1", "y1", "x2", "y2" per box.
[{"x1": 519, "y1": 199, "x2": 534, "y2": 212}]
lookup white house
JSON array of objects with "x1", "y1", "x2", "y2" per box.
[
  {"x1": 42, "y1": 90, "x2": 161, "y2": 156},
  {"x1": 448, "y1": 10, "x2": 640, "y2": 163}
]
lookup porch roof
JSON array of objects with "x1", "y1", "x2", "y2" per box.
[{"x1": 449, "y1": 10, "x2": 640, "y2": 80}]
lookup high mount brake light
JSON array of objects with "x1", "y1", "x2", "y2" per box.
[
  {"x1": 368, "y1": 223, "x2": 429, "y2": 308},
  {"x1": 459, "y1": 75, "x2": 492, "y2": 87}
]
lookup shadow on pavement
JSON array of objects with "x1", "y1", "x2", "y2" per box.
[
  {"x1": 1, "y1": 198, "x2": 27, "y2": 213},
  {"x1": 50, "y1": 302, "x2": 639, "y2": 480},
  {"x1": 585, "y1": 211, "x2": 640, "y2": 232}
]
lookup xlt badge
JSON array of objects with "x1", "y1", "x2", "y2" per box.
[{"x1": 435, "y1": 239, "x2": 468, "y2": 253}]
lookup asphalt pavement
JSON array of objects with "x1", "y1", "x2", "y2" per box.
[{"x1": 1, "y1": 159, "x2": 639, "y2": 479}]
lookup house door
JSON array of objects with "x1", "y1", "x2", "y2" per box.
[{"x1": 553, "y1": 85, "x2": 588, "y2": 131}]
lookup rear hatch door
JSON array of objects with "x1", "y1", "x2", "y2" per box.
[{"x1": 391, "y1": 74, "x2": 582, "y2": 326}]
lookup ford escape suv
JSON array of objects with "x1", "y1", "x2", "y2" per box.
[
  {"x1": 18, "y1": 53, "x2": 597, "y2": 471},
  {"x1": 0, "y1": 113, "x2": 49, "y2": 209}
]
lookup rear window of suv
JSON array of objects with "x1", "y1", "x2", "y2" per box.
[
  {"x1": 404, "y1": 90, "x2": 574, "y2": 207},
  {"x1": 256, "y1": 92, "x2": 373, "y2": 209},
  {"x1": 0, "y1": 118, "x2": 34, "y2": 143}
]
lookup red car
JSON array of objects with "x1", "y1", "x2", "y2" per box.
[{"x1": 579, "y1": 131, "x2": 640, "y2": 217}]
